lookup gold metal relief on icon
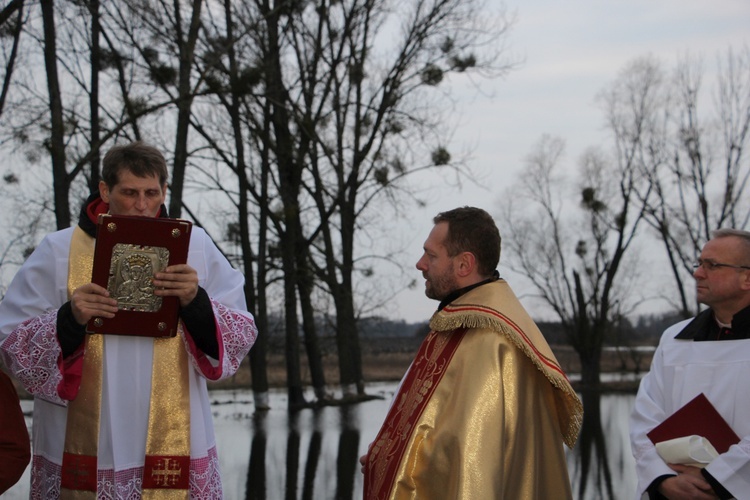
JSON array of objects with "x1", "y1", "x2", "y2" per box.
[{"x1": 107, "y1": 244, "x2": 170, "y2": 312}]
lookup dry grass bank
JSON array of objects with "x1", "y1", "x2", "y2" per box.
[{"x1": 208, "y1": 340, "x2": 654, "y2": 393}]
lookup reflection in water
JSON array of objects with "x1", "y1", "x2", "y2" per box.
[
  {"x1": 302, "y1": 411, "x2": 322, "y2": 500},
  {"x1": 3, "y1": 384, "x2": 638, "y2": 500},
  {"x1": 234, "y1": 385, "x2": 636, "y2": 500},
  {"x1": 286, "y1": 412, "x2": 301, "y2": 500},
  {"x1": 242, "y1": 403, "x2": 363, "y2": 500},
  {"x1": 336, "y1": 407, "x2": 360, "y2": 499},
  {"x1": 246, "y1": 412, "x2": 267, "y2": 500},
  {"x1": 566, "y1": 392, "x2": 638, "y2": 500},
  {"x1": 574, "y1": 389, "x2": 614, "y2": 499}
]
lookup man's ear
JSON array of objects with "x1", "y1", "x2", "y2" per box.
[
  {"x1": 741, "y1": 270, "x2": 750, "y2": 291},
  {"x1": 455, "y1": 252, "x2": 476, "y2": 278},
  {"x1": 99, "y1": 180, "x2": 110, "y2": 203}
]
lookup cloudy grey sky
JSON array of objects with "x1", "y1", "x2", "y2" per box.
[{"x1": 389, "y1": 0, "x2": 750, "y2": 323}]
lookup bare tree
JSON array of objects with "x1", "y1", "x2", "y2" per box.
[
  {"x1": 0, "y1": 2, "x2": 187, "y2": 228},
  {"x1": 285, "y1": 0, "x2": 515, "y2": 397},
  {"x1": 188, "y1": 0, "x2": 516, "y2": 405},
  {"x1": 499, "y1": 137, "x2": 655, "y2": 498},
  {"x1": 102, "y1": 0, "x2": 205, "y2": 217},
  {"x1": 498, "y1": 57, "x2": 673, "y2": 498},
  {"x1": 640, "y1": 47, "x2": 750, "y2": 316},
  {"x1": 191, "y1": 1, "x2": 273, "y2": 407},
  {"x1": 181, "y1": 0, "x2": 314, "y2": 408},
  {"x1": 500, "y1": 57, "x2": 669, "y2": 385}
]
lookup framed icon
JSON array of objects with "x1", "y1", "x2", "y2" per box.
[{"x1": 87, "y1": 214, "x2": 192, "y2": 338}]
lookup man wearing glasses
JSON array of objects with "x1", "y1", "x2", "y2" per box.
[{"x1": 630, "y1": 228, "x2": 750, "y2": 499}]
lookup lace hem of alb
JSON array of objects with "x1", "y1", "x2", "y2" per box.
[{"x1": 29, "y1": 447, "x2": 223, "y2": 499}]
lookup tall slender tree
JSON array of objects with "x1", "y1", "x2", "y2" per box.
[{"x1": 40, "y1": 0, "x2": 68, "y2": 229}]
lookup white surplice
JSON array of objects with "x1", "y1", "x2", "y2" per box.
[{"x1": 629, "y1": 318, "x2": 750, "y2": 499}]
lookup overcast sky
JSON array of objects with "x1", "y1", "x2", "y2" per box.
[{"x1": 388, "y1": 0, "x2": 750, "y2": 323}]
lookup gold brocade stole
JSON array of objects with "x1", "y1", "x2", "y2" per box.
[
  {"x1": 363, "y1": 328, "x2": 467, "y2": 499},
  {"x1": 60, "y1": 226, "x2": 191, "y2": 499}
]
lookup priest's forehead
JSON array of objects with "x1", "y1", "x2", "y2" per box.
[{"x1": 708, "y1": 228, "x2": 750, "y2": 260}]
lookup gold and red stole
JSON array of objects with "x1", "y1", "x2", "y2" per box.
[
  {"x1": 363, "y1": 327, "x2": 468, "y2": 499},
  {"x1": 60, "y1": 226, "x2": 191, "y2": 499}
]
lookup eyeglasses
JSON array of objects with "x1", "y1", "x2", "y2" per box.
[{"x1": 693, "y1": 259, "x2": 750, "y2": 272}]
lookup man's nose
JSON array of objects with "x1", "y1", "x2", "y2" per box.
[
  {"x1": 693, "y1": 265, "x2": 706, "y2": 279},
  {"x1": 416, "y1": 256, "x2": 426, "y2": 271},
  {"x1": 135, "y1": 194, "x2": 148, "y2": 210}
]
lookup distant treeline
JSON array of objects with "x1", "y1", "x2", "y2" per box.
[
  {"x1": 537, "y1": 311, "x2": 687, "y2": 346},
  {"x1": 263, "y1": 311, "x2": 689, "y2": 347}
]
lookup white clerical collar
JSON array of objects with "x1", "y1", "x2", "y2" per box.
[{"x1": 714, "y1": 315, "x2": 731, "y2": 330}]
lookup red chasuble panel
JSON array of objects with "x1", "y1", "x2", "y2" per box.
[
  {"x1": 86, "y1": 214, "x2": 192, "y2": 338},
  {"x1": 364, "y1": 328, "x2": 468, "y2": 498}
]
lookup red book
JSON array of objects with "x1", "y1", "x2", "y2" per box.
[
  {"x1": 647, "y1": 393, "x2": 740, "y2": 454},
  {"x1": 86, "y1": 214, "x2": 192, "y2": 338}
]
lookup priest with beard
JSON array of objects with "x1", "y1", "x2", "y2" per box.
[{"x1": 361, "y1": 206, "x2": 582, "y2": 499}]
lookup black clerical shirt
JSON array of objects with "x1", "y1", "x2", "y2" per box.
[
  {"x1": 436, "y1": 270, "x2": 500, "y2": 312},
  {"x1": 675, "y1": 303, "x2": 750, "y2": 341}
]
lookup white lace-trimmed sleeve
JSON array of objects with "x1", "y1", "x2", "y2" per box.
[
  {"x1": 0, "y1": 310, "x2": 67, "y2": 405},
  {"x1": 0, "y1": 230, "x2": 74, "y2": 405},
  {"x1": 182, "y1": 227, "x2": 257, "y2": 380}
]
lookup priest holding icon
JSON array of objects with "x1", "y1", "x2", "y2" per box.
[{"x1": 0, "y1": 141, "x2": 257, "y2": 499}]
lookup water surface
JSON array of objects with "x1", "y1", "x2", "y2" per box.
[{"x1": 5, "y1": 382, "x2": 637, "y2": 499}]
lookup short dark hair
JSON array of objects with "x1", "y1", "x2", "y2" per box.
[
  {"x1": 101, "y1": 141, "x2": 169, "y2": 188},
  {"x1": 433, "y1": 206, "x2": 501, "y2": 277}
]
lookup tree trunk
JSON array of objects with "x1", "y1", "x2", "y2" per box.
[
  {"x1": 578, "y1": 351, "x2": 602, "y2": 391},
  {"x1": 302, "y1": 427, "x2": 322, "y2": 499},
  {"x1": 88, "y1": 0, "x2": 101, "y2": 192},
  {"x1": 335, "y1": 406, "x2": 360, "y2": 498},
  {"x1": 0, "y1": 1, "x2": 24, "y2": 119},
  {"x1": 333, "y1": 287, "x2": 359, "y2": 397},
  {"x1": 219, "y1": 0, "x2": 269, "y2": 408},
  {"x1": 246, "y1": 413, "x2": 267, "y2": 498},
  {"x1": 261, "y1": 0, "x2": 305, "y2": 408},
  {"x1": 168, "y1": 0, "x2": 203, "y2": 218},
  {"x1": 285, "y1": 413, "x2": 301, "y2": 499},
  {"x1": 41, "y1": 0, "x2": 69, "y2": 230},
  {"x1": 333, "y1": 202, "x2": 364, "y2": 395},
  {"x1": 250, "y1": 107, "x2": 272, "y2": 408},
  {"x1": 280, "y1": 226, "x2": 305, "y2": 407},
  {"x1": 295, "y1": 228, "x2": 328, "y2": 400}
]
